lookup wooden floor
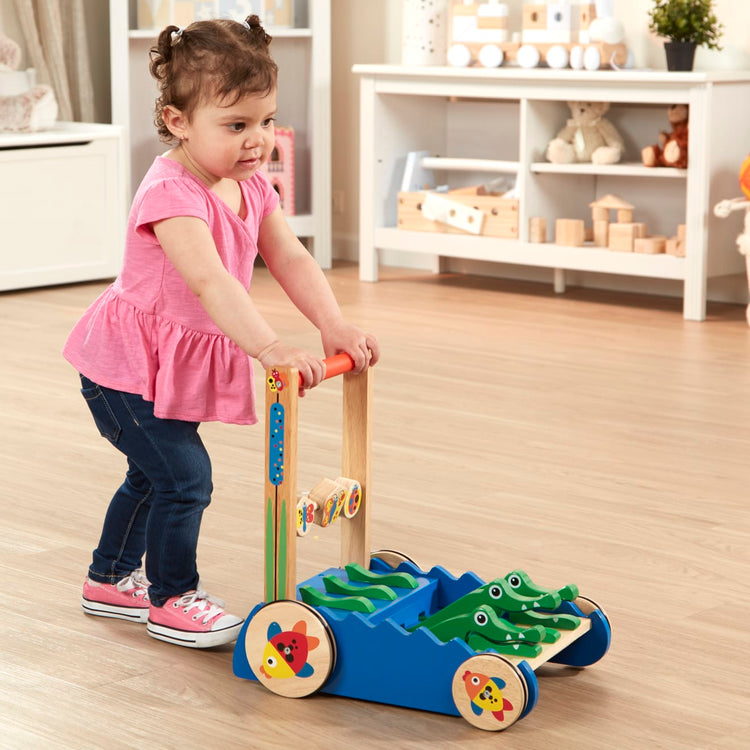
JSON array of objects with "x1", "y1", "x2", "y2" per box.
[{"x1": 2, "y1": 263, "x2": 749, "y2": 749}]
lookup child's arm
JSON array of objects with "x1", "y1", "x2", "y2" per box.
[
  {"x1": 153, "y1": 215, "x2": 327, "y2": 390},
  {"x1": 258, "y1": 206, "x2": 380, "y2": 373}
]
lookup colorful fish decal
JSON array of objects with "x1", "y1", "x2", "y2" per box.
[
  {"x1": 260, "y1": 620, "x2": 319, "y2": 679},
  {"x1": 462, "y1": 670, "x2": 514, "y2": 722}
]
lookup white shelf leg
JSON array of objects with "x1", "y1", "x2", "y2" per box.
[
  {"x1": 554, "y1": 268, "x2": 566, "y2": 294},
  {"x1": 683, "y1": 87, "x2": 710, "y2": 321},
  {"x1": 359, "y1": 77, "x2": 378, "y2": 282}
]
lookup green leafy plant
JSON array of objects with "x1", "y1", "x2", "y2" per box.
[{"x1": 648, "y1": 0, "x2": 724, "y2": 50}]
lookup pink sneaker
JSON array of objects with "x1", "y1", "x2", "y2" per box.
[
  {"x1": 147, "y1": 589, "x2": 244, "y2": 648},
  {"x1": 81, "y1": 570, "x2": 150, "y2": 623}
]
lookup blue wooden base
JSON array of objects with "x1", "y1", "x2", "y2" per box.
[{"x1": 233, "y1": 559, "x2": 611, "y2": 723}]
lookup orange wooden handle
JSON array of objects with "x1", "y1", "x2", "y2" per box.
[{"x1": 297, "y1": 353, "x2": 355, "y2": 386}]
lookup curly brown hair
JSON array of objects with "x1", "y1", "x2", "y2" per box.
[{"x1": 149, "y1": 15, "x2": 278, "y2": 143}]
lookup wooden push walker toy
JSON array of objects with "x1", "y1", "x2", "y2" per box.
[{"x1": 233, "y1": 355, "x2": 612, "y2": 731}]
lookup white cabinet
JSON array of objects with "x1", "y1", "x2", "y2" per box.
[
  {"x1": 108, "y1": 0, "x2": 332, "y2": 266},
  {"x1": 0, "y1": 122, "x2": 126, "y2": 291},
  {"x1": 354, "y1": 65, "x2": 750, "y2": 320}
]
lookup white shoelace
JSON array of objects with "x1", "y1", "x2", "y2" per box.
[
  {"x1": 174, "y1": 589, "x2": 225, "y2": 625},
  {"x1": 116, "y1": 570, "x2": 150, "y2": 597}
]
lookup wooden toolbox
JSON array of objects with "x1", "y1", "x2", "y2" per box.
[{"x1": 397, "y1": 189, "x2": 519, "y2": 239}]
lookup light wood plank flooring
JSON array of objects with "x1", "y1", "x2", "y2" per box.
[{"x1": 1, "y1": 264, "x2": 749, "y2": 749}]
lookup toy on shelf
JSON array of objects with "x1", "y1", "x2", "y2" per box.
[
  {"x1": 397, "y1": 150, "x2": 520, "y2": 238},
  {"x1": 137, "y1": 0, "x2": 296, "y2": 30},
  {"x1": 0, "y1": 32, "x2": 57, "y2": 133},
  {"x1": 546, "y1": 101, "x2": 624, "y2": 165},
  {"x1": 261, "y1": 126, "x2": 295, "y2": 216},
  {"x1": 233, "y1": 354, "x2": 612, "y2": 732},
  {"x1": 447, "y1": 0, "x2": 632, "y2": 71},
  {"x1": 642, "y1": 104, "x2": 689, "y2": 169},
  {"x1": 714, "y1": 155, "x2": 750, "y2": 324},
  {"x1": 551, "y1": 194, "x2": 670, "y2": 253}
]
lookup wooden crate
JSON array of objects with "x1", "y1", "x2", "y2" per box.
[{"x1": 397, "y1": 191, "x2": 519, "y2": 238}]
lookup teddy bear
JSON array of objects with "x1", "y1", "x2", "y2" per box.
[
  {"x1": 641, "y1": 104, "x2": 688, "y2": 169},
  {"x1": 0, "y1": 32, "x2": 57, "y2": 133},
  {"x1": 546, "y1": 101, "x2": 624, "y2": 165}
]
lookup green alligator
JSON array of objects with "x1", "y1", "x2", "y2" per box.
[
  {"x1": 502, "y1": 570, "x2": 581, "y2": 632},
  {"x1": 412, "y1": 570, "x2": 582, "y2": 652},
  {"x1": 420, "y1": 604, "x2": 547, "y2": 658}
]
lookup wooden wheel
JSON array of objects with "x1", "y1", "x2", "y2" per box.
[
  {"x1": 244, "y1": 600, "x2": 336, "y2": 698},
  {"x1": 370, "y1": 549, "x2": 416, "y2": 569},
  {"x1": 574, "y1": 595, "x2": 611, "y2": 625},
  {"x1": 451, "y1": 653, "x2": 528, "y2": 731}
]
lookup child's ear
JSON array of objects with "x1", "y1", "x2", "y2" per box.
[{"x1": 162, "y1": 105, "x2": 188, "y2": 140}]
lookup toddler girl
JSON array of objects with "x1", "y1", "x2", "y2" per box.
[{"x1": 64, "y1": 16, "x2": 379, "y2": 649}]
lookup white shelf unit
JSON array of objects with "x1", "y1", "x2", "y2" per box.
[
  {"x1": 109, "y1": 0, "x2": 332, "y2": 266},
  {"x1": 0, "y1": 122, "x2": 126, "y2": 291},
  {"x1": 354, "y1": 65, "x2": 750, "y2": 320}
]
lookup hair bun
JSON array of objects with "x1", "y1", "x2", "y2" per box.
[{"x1": 244, "y1": 14, "x2": 272, "y2": 46}]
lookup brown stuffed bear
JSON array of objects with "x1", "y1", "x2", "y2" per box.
[{"x1": 641, "y1": 104, "x2": 688, "y2": 169}]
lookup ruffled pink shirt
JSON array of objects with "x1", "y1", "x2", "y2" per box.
[{"x1": 63, "y1": 156, "x2": 279, "y2": 425}]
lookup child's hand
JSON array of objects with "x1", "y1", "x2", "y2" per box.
[
  {"x1": 257, "y1": 341, "x2": 326, "y2": 395},
  {"x1": 321, "y1": 322, "x2": 380, "y2": 374}
]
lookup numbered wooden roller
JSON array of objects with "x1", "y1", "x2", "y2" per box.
[
  {"x1": 244, "y1": 600, "x2": 336, "y2": 698},
  {"x1": 335, "y1": 476, "x2": 361, "y2": 518},
  {"x1": 451, "y1": 653, "x2": 527, "y2": 731}
]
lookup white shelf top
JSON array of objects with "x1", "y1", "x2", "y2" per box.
[
  {"x1": 352, "y1": 64, "x2": 750, "y2": 85},
  {"x1": 0, "y1": 121, "x2": 122, "y2": 149}
]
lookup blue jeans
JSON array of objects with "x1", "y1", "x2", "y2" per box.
[{"x1": 79, "y1": 375, "x2": 212, "y2": 607}]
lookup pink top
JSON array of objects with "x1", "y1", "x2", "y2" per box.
[{"x1": 63, "y1": 156, "x2": 279, "y2": 425}]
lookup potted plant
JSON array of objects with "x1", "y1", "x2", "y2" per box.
[{"x1": 648, "y1": 0, "x2": 723, "y2": 71}]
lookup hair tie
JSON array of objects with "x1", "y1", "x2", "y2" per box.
[
  {"x1": 241, "y1": 19, "x2": 251, "y2": 30},
  {"x1": 170, "y1": 27, "x2": 184, "y2": 46}
]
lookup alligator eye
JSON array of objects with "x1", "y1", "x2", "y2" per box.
[
  {"x1": 474, "y1": 611, "x2": 488, "y2": 626},
  {"x1": 489, "y1": 585, "x2": 502, "y2": 599},
  {"x1": 508, "y1": 575, "x2": 521, "y2": 589}
]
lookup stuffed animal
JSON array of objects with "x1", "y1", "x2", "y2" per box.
[
  {"x1": 546, "y1": 101, "x2": 624, "y2": 165},
  {"x1": 641, "y1": 104, "x2": 688, "y2": 169},
  {"x1": 0, "y1": 32, "x2": 57, "y2": 133}
]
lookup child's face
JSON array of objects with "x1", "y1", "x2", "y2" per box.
[{"x1": 179, "y1": 88, "x2": 277, "y2": 183}]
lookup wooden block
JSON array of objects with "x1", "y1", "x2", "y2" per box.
[
  {"x1": 555, "y1": 218, "x2": 585, "y2": 247},
  {"x1": 397, "y1": 191, "x2": 519, "y2": 238},
  {"x1": 666, "y1": 237, "x2": 686, "y2": 257},
  {"x1": 591, "y1": 206, "x2": 608, "y2": 222},
  {"x1": 677, "y1": 224, "x2": 687, "y2": 241},
  {"x1": 593, "y1": 219, "x2": 609, "y2": 247},
  {"x1": 616, "y1": 209, "x2": 634, "y2": 223},
  {"x1": 634, "y1": 236, "x2": 666, "y2": 254},
  {"x1": 609, "y1": 222, "x2": 646, "y2": 252},
  {"x1": 584, "y1": 225, "x2": 594, "y2": 243},
  {"x1": 529, "y1": 216, "x2": 547, "y2": 243}
]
